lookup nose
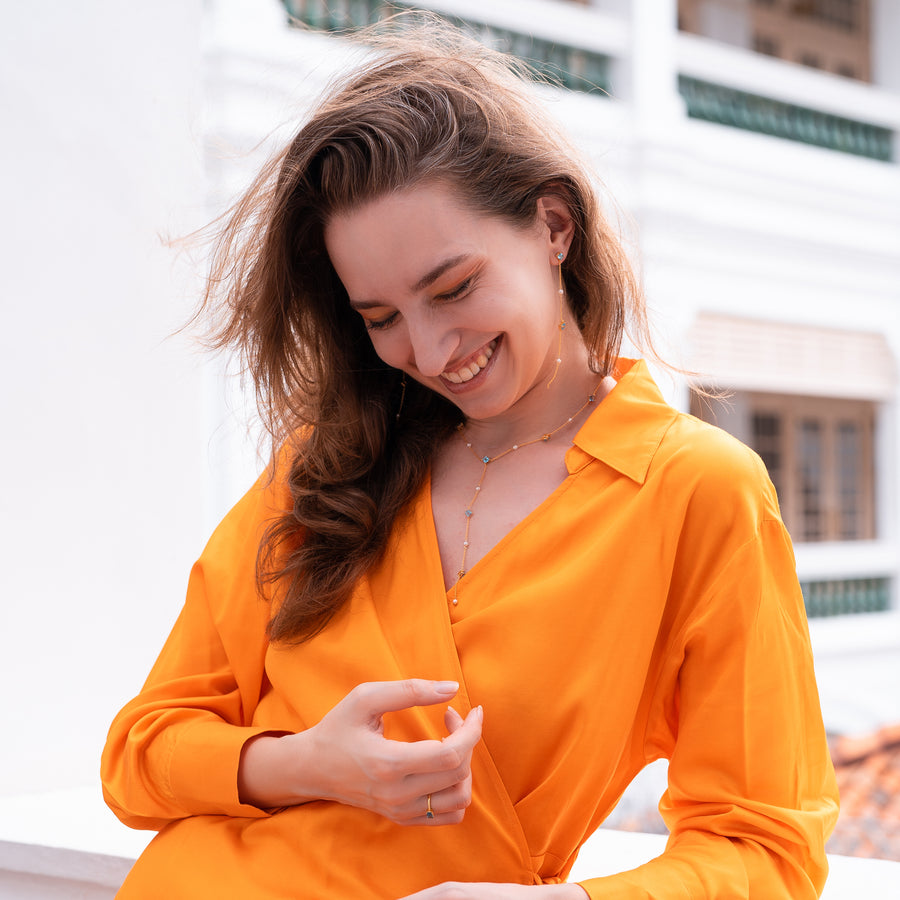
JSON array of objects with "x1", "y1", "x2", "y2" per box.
[{"x1": 405, "y1": 315, "x2": 458, "y2": 378}]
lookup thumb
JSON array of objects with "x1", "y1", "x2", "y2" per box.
[{"x1": 348, "y1": 679, "x2": 460, "y2": 723}]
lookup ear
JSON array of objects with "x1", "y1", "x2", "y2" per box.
[{"x1": 536, "y1": 194, "x2": 575, "y2": 263}]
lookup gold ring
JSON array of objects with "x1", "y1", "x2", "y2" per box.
[{"x1": 426, "y1": 794, "x2": 435, "y2": 819}]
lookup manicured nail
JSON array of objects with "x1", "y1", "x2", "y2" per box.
[{"x1": 434, "y1": 680, "x2": 459, "y2": 694}]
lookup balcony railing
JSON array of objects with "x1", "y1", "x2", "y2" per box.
[
  {"x1": 801, "y1": 577, "x2": 891, "y2": 617},
  {"x1": 282, "y1": 1, "x2": 894, "y2": 163},
  {"x1": 679, "y1": 76, "x2": 893, "y2": 162},
  {"x1": 283, "y1": 0, "x2": 611, "y2": 94}
]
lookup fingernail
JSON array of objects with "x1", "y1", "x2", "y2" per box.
[{"x1": 434, "y1": 680, "x2": 459, "y2": 694}]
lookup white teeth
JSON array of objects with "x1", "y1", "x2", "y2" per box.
[{"x1": 442, "y1": 339, "x2": 498, "y2": 382}]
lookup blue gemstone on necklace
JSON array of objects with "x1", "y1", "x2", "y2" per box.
[
  {"x1": 465, "y1": 509, "x2": 473, "y2": 517},
  {"x1": 482, "y1": 456, "x2": 491, "y2": 464}
]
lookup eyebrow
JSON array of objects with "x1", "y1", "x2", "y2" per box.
[
  {"x1": 412, "y1": 253, "x2": 469, "y2": 292},
  {"x1": 348, "y1": 253, "x2": 470, "y2": 309}
]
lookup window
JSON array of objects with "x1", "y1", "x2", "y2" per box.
[
  {"x1": 789, "y1": 0, "x2": 865, "y2": 32},
  {"x1": 692, "y1": 392, "x2": 876, "y2": 542},
  {"x1": 753, "y1": 33, "x2": 780, "y2": 56}
]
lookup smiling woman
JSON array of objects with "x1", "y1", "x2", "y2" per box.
[
  {"x1": 101, "y1": 18, "x2": 838, "y2": 900},
  {"x1": 324, "y1": 183, "x2": 592, "y2": 421}
]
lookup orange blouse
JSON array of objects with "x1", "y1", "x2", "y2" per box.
[{"x1": 102, "y1": 359, "x2": 838, "y2": 898}]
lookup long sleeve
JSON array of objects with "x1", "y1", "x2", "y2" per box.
[
  {"x1": 101, "y1": 473, "x2": 284, "y2": 830},
  {"x1": 577, "y1": 444, "x2": 839, "y2": 898},
  {"x1": 99, "y1": 361, "x2": 841, "y2": 897}
]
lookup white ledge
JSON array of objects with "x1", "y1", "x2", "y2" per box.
[
  {"x1": 676, "y1": 31, "x2": 900, "y2": 129},
  {"x1": 2, "y1": 786, "x2": 899, "y2": 897},
  {"x1": 809, "y1": 609, "x2": 900, "y2": 656},
  {"x1": 794, "y1": 540, "x2": 898, "y2": 583}
]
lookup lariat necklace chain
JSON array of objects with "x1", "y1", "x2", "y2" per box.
[{"x1": 449, "y1": 382, "x2": 603, "y2": 608}]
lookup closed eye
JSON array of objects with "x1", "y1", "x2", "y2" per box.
[
  {"x1": 437, "y1": 276, "x2": 474, "y2": 302},
  {"x1": 361, "y1": 274, "x2": 476, "y2": 331},
  {"x1": 364, "y1": 311, "x2": 399, "y2": 331}
]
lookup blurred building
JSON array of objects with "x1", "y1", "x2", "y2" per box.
[
  {"x1": 239, "y1": 0, "x2": 900, "y2": 863},
  {"x1": 679, "y1": 0, "x2": 873, "y2": 81},
  {"x1": 258, "y1": 0, "x2": 900, "y2": 665}
]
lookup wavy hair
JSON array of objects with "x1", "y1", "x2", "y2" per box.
[{"x1": 199, "y1": 23, "x2": 646, "y2": 643}]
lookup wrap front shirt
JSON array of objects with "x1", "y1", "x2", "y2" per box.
[{"x1": 102, "y1": 359, "x2": 838, "y2": 898}]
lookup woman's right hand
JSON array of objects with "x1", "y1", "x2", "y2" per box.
[{"x1": 238, "y1": 679, "x2": 483, "y2": 825}]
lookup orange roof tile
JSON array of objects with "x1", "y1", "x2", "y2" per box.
[{"x1": 828, "y1": 724, "x2": 900, "y2": 862}]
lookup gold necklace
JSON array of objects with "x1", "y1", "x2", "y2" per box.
[{"x1": 449, "y1": 383, "x2": 603, "y2": 607}]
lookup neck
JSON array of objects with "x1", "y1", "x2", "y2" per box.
[{"x1": 463, "y1": 353, "x2": 604, "y2": 456}]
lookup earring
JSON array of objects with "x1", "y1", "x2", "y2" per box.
[
  {"x1": 547, "y1": 252, "x2": 566, "y2": 388},
  {"x1": 395, "y1": 373, "x2": 407, "y2": 422}
]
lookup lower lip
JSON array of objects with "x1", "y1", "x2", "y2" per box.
[{"x1": 439, "y1": 338, "x2": 501, "y2": 395}]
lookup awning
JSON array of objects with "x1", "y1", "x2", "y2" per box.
[{"x1": 687, "y1": 313, "x2": 897, "y2": 400}]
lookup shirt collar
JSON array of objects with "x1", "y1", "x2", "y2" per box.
[{"x1": 566, "y1": 358, "x2": 679, "y2": 484}]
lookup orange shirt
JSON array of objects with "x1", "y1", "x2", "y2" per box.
[{"x1": 102, "y1": 359, "x2": 838, "y2": 898}]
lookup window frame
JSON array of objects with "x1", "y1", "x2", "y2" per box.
[{"x1": 691, "y1": 391, "x2": 876, "y2": 542}]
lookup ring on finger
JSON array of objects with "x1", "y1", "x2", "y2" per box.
[{"x1": 426, "y1": 794, "x2": 435, "y2": 820}]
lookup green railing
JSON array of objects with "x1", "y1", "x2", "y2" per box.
[
  {"x1": 282, "y1": 0, "x2": 611, "y2": 94},
  {"x1": 800, "y1": 577, "x2": 891, "y2": 617},
  {"x1": 679, "y1": 75, "x2": 893, "y2": 162},
  {"x1": 282, "y1": 2, "x2": 894, "y2": 162}
]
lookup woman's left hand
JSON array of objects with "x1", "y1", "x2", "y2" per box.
[{"x1": 400, "y1": 883, "x2": 588, "y2": 899}]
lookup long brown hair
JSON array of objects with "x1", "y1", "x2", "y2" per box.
[{"x1": 199, "y1": 24, "x2": 646, "y2": 643}]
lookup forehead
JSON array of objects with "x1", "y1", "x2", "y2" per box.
[{"x1": 323, "y1": 181, "x2": 491, "y2": 297}]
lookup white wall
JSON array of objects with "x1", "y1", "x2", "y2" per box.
[{"x1": 0, "y1": 2, "x2": 208, "y2": 794}]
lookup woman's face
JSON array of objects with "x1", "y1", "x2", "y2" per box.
[{"x1": 324, "y1": 180, "x2": 572, "y2": 423}]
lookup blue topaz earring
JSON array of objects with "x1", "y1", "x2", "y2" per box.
[{"x1": 547, "y1": 252, "x2": 566, "y2": 387}]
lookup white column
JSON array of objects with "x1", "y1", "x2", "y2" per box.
[
  {"x1": 627, "y1": 0, "x2": 684, "y2": 137},
  {"x1": 872, "y1": 0, "x2": 900, "y2": 91}
]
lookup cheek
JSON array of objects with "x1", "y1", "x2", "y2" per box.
[{"x1": 366, "y1": 329, "x2": 407, "y2": 369}]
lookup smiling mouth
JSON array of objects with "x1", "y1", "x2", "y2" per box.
[{"x1": 441, "y1": 339, "x2": 498, "y2": 384}]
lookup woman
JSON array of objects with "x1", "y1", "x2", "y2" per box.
[{"x1": 101, "y1": 26, "x2": 838, "y2": 899}]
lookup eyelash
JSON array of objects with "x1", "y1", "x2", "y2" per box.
[
  {"x1": 365, "y1": 313, "x2": 398, "y2": 332},
  {"x1": 441, "y1": 277, "x2": 473, "y2": 301},
  {"x1": 364, "y1": 277, "x2": 474, "y2": 332}
]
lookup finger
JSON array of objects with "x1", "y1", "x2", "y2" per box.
[
  {"x1": 391, "y1": 775, "x2": 473, "y2": 824},
  {"x1": 369, "y1": 706, "x2": 481, "y2": 790},
  {"x1": 394, "y1": 757, "x2": 472, "y2": 801},
  {"x1": 398, "y1": 706, "x2": 483, "y2": 777},
  {"x1": 444, "y1": 705, "x2": 465, "y2": 733},
  {"x1": 404, "y1": 800, "x2": 468, "y2": 827},
  {"x1": 354, "y1": 705, "x2": 481, "y2": 794},
  {"x1": 348, "y1": 679, "x2": 459, "y2": 722}
]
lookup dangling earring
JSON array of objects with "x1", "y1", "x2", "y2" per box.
[
  {"x1": 395, "y1": 373, "x2": 407, "y2": 423},
  {"x1": 547, "y1": 251, "x2": 566, "y2": 388}
]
